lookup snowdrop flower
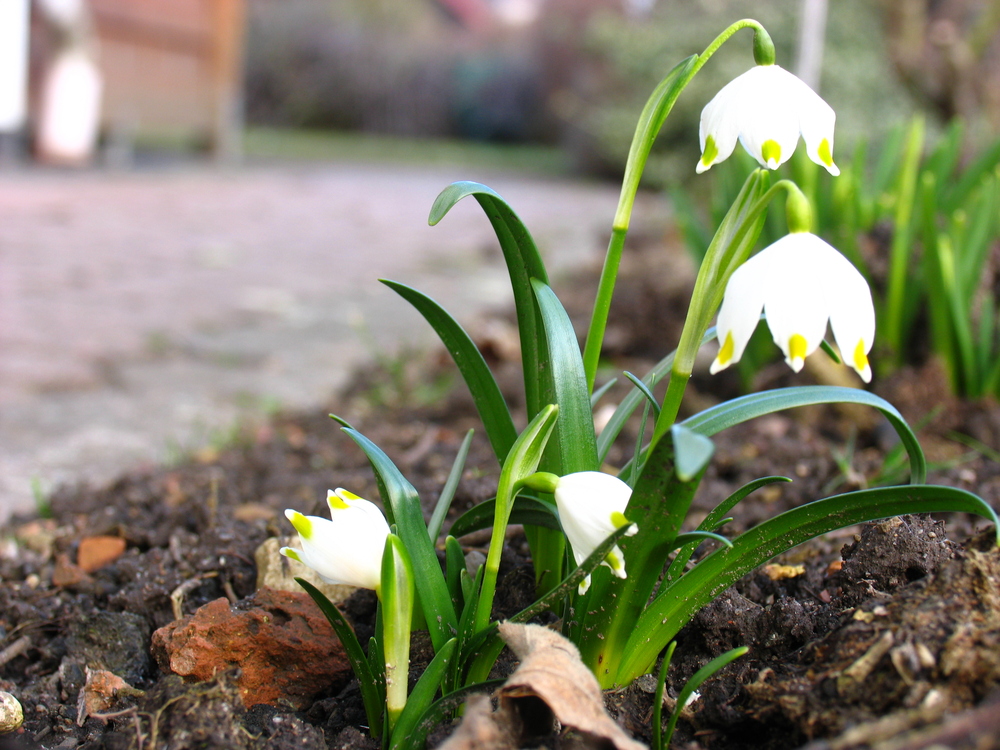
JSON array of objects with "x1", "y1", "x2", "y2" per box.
[
  {"x1": 697, "y1": 64, "x2": 839, "y2": 176},
  {"x1": 281, "y1": 488, "x2": 390, "y2": 592},
  {"x1": 553, "y1": 471, "x2": 638, "y2": 595},
  {"x1": 709, "y1": 232, "x2": 875, "y2": 381}
]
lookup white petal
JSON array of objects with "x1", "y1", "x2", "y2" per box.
[
  {"x1": 553, "y1": 472, "x2": 632, "y2": 575},
  {"x1": 283, "y1": 493, "x2": 389, "y2": 590},
  {"x1": 757, "y1": 234, "x2": 832, "y2": 371},
  {"x1": 697, "y1": 73, "x2": 744, "y2": 173},
  {"x1": 824, "y1": 251, "x2": 875, "y2": 381},
  {"x1": 711, "y1": 251, "x2": 769, "y2": 373}
]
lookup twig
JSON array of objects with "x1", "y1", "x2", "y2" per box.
[
  {"x1": 170, "y1": 572, "x2": 218, "y2": 620},
  {"x1": 0, "y1": 635, "x2": 31, "y2": 668}
]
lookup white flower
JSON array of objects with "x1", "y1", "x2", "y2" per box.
[
  {"x1": 553, "y1": 471, "x2": 638, "y2": 595},
  {"x1": 697, "y1": 64, "x2": 839, "y2": 176},
  {"x1": 281, "y1": 488, "x2": 390, "y2": 592},
  {"x1": 709, "y1": 232, "x2": 875, "y2": 381}
]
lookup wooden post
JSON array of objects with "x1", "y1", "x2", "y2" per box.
[{"x1": 210, "y1": 0, "x2": 245, "y2": 162}]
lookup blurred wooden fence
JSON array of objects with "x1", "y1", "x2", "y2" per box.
[{"x1": 90, "y1": 0, "x2": 245, "y2": 157}]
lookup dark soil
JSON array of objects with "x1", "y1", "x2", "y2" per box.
[{"x1": 2, "y1": 243, "x2": 999, "y2": 750}]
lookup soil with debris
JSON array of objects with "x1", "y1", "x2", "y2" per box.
[{"x1": 2, "y1": 245, "x2": 999, "y2": 750}]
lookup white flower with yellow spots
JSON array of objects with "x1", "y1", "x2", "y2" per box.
[
  {"x1": 281, "y1": 488, "x2": 390, "y2": 592},
  {"x1": 553, "y1": 471, "x2": 638, "y2": 595},
  {"x1": 697, "y1": 64, "x2": 839, "y2": 176},
  {"x1": 710, "y1": 232, "x2": 874, "y2": 381}
]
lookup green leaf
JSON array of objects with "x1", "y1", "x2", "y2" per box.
[
  {"x1": 382, "y1": 280, "x2": 516, "y2": 464},
  {"x1": 389, "y1": 638, "x2": 457, "y2": 749},
  {"x1": 616, "y1": 484, "x2": 999, "y2": 684},
  {"x1": 531, "y1": 279, "x2": 599, "y2": 473},
  {"x1": 576, "y1": 426, "x2": 706, "y2": 687},
  {"x1": 681, "y1": 386, "x2": 927, "y2": 484},
  {"x1": 623, "y1": 371, "x2": 661, "y2": 417},
  {"x1": 475, "y1": 405, "x2": 559, "y2": 632},
  {"x1": 662, "y1": 647, "x2": 748, "y2": 747},
  {"x1": 295, "y1": 578, "x2": 384, "y2": 739},
  {"x1": 591, "y1": 377, "x2": 618, "y2": 408},
  {"x1": 445, "y1": 536, "x2": 466, "y2": 612},
  {"x1": 428, "y1": 429, "x2": 475, "y2": 542},
  {"x1": 448, "y1": 495, "x2": 560, "y2": 539},
  {"x1": 342, "y1": 428, "x2": 457, "y2": 650},
  {"x1": 667, "y1": 476, "x2": 791, "y2": 579},
  {"x1": 671, "y1": 423, "x2": 715, "y2": 482},
  {"x1": 429, "y1": 181, "x2": 548, "y2": 417},
  {"x1": 651, "y1": 642, "x2": 677, "y2": 750},
  {"x1": 381, "y1": 535, "x2": 415, "y2": 730}
]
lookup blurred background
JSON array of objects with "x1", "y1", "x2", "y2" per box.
[
  {"x1": 1, "y1": 0, "x2": 998, "y2": 171},
  {"x1": 1, "y1": 0, "x2": 998, "y2": 520}
]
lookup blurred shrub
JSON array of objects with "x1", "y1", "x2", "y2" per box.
[{"x1": 244, "y1": 0, "x2": 551, "y2": 142}]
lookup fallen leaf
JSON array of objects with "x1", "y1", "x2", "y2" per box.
[{"x1": 438, "y1": 622, "x2": 646, "y2": 750}]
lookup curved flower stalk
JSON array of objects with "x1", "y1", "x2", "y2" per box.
[
  {"x1": 552, "y1": 472, "x2": 638, "y2": 594},
  {"x1": 697, "y1": 64, "x2": 839, "y2": 176},
  {"x1": 281, "y1": 488, "x2": 390, "y2": 593},
  {"x1": 710, "y1": 231, "x2": 875, "y2": 381}
]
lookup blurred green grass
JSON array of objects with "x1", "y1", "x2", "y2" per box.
[{"x1": 244, "y1": 127, "x2": 571, "y2": 175}]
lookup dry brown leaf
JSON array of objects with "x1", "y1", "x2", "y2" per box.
[{"x1": 438, "y1": 622, "x2": 646, "y2": 750}]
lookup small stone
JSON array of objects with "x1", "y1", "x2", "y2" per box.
[
  {"x1": 763, "y1": 563, "x2": 805, "y2": 581},
  {"x1": 77, "y1": 536, "x2": 127, "y2": 572},
  {"x1": 52, "y1": 554, "x2": 91, "y2": 588},
  {"x1": 76, "y1": 668, "x2": 138, "y2": 726},
  {"x1": 150, "y1": 587, "x2": 351, "y2": 709},
  {"x1": 254, "y1": 537, "x2": 355, "y2": 605},
  {"x1": 0, "y1": 691, "x2": 23, "y2": 733}
]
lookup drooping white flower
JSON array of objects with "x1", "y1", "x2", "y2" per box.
[
  {"x1": 697, "y1": 64, "x2": 839, "y2": 176},
  {"x1": 710, "y1": 232, "x2": 875, "y2": 381},
  {"x1": 281, "y1": 488, "x2": 391, "y2": 592},
  {"x1": 553, "y1": 471, "x2": 638, "y2": 595}
]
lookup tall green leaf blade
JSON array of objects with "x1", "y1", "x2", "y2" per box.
[
  {"x1": 296, "y1": 578, "x2": 384, "y2": 738},
  {"x1": 382, "y1": 280, "x2": 516, "y2": 464},
  {"x1": 342, "y1": 427, "x2": 457, "y2": 650},
  {"x1": 531, "y1": 279, "x2": 598, "y2": 473},
  {"x1": 429, "y1": 181, "x2": 549, "y2": 417},
  {"x1": 389, "y1": 638, "x2": 457, "y2": 749},
  {"x1": 616, "y1": 484, "x2": 999, "y2": 684},
  {"x1": 680, "y1": 386, "x2": 927, "y2": 484}
]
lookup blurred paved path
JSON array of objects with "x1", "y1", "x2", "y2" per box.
[{"x1": 0, "y1": 161, "x2": 667, "y2": 522}]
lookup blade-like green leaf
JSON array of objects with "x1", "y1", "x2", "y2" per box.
[
  {"x1": 475, "y1": 405, "x2": 559, "y2": 632},
  {"x1": 531, "y1": 279, "x2": 598, "y2": 473},
  {"x1": 429, "y1": 181, "x2": 549, "y2": 417},
  {"x1": 617, "y1": 484, "x2": 999, "y2": 684},
  {"x1": 681, "y1": 386, "x2": 927, "y2": 484},
  {"x1": 672, "y1": 423, "x2": 715, "y2": 482},
  {"x1": 295, "y1": 578, "x2": 384, "y2": 738},
  {"x1": 448, "y1": 495, "x2": 560, "y2": 539},
  {"x1": 667, "y1": 476, "x2": 791, "y2": 579},
  {"x1": 382, "y1": 535, "x2": 415, "y2": 730},
  {"x1": 428, "y1": 429, "x2": 476, "y2": 542},
  {"x1": 623, "y1": 371, "x2": 661, "y2": 417},
  {"x1": 662, "y1": 647, "x2": 748, "y2": 747},
  {"x1": 389, "y1": 638, "x2": 457, "y2": 750},
  {"x1": 445, "y1": 535, "x2": 466, "y2": 612},
  {"x1": 343, "y1": 427, "x2": 457, "y2": 649},
  {"x1": 382, "y1": 280, "x2": 515, "y2": 464}
]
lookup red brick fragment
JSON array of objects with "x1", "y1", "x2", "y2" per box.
[
  {"x1": 77, "y1": 536, "x2": 127, "y2": 572},
  {"x1": 151, "y1": 587, "x2": 351, "y2": 709}
]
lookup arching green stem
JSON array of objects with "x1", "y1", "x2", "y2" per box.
[
  {"x1": 652, "y1": 179, "x2": 810, "y2": 443},
  {"x1": 582, "y1": 18, "x2": 774, "y2": 392}
]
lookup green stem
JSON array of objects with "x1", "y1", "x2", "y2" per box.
[
  {"x1": 650, "y1": 177, "x2": 800, "y2": 446},
  {"x1": 582, "y1": 18, "x2": 772, "y2": 392}
]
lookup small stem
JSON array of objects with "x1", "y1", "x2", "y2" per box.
[
  {"x1": 651, "y1": 372, "x2": 690, "y2": 446},
  {"x1": 582, "y1": 18, "x2": 771, "y2": 392}
]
